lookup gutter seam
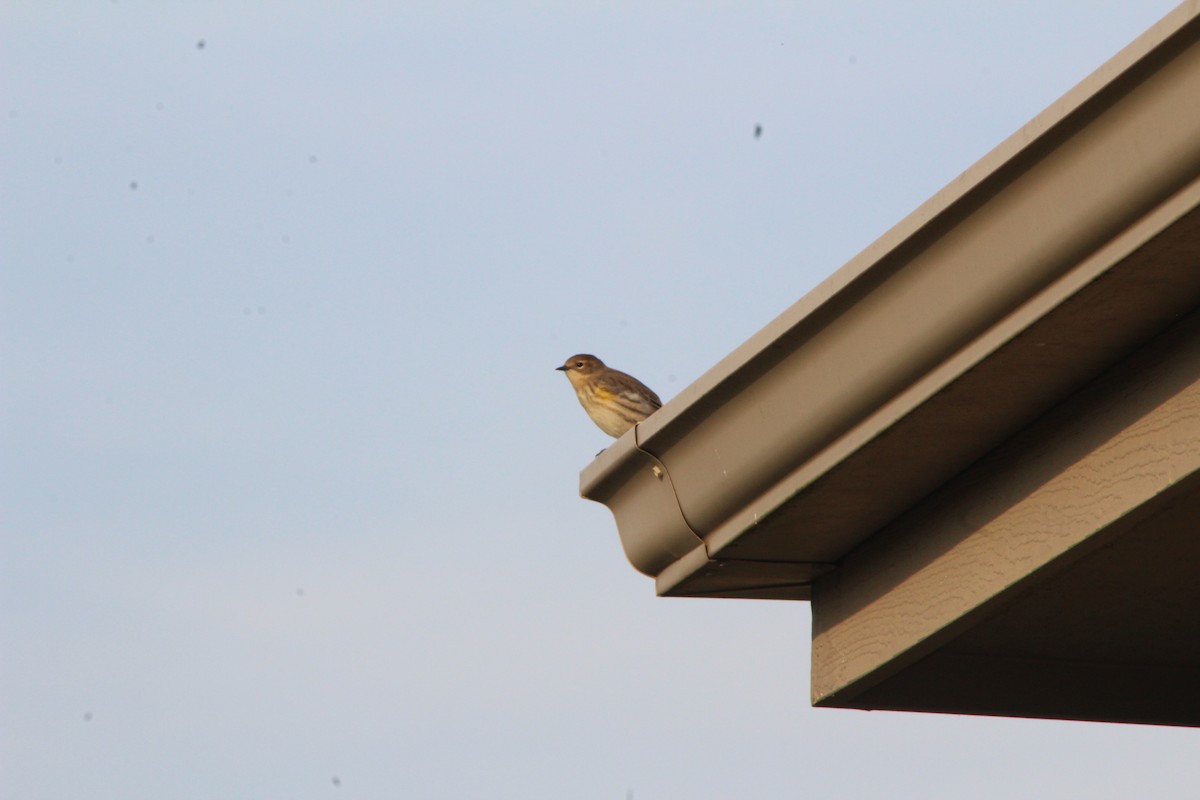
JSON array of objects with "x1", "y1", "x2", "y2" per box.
[{"x1": 633, "y1": 424, "x2": 708, "y2": 553}]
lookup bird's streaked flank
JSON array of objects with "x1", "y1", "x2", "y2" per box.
[{"x1": 556, "y1": 354, "x2": 662, "y2": 438}]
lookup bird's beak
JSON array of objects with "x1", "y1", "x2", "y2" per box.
[{"x1": 555, "y1": 365, "x2": 568, "y2": 371}]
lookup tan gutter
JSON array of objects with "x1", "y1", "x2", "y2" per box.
[{"x1": 580, "y1": 0, "x2": 1200, "y2": 599}]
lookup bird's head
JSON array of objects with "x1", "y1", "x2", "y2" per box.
[{"x1": 556, "y1": 354, "x2": 605, "y2": 377}]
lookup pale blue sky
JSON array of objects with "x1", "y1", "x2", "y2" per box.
[{"x1": 3, "y1": 2, "x2": 1197, "y2": 798}]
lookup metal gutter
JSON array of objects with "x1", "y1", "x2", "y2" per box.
[{"x1": 580, "y1": 0, "x2": 1200, "y2": 599}]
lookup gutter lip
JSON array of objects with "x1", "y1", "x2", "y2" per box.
[
  {"x1": 646, "y1": 175, "x2": 1200, "y2": 600},
  {"x1": 637, "y1": 0, "x2": 1200, "y2": 443}
]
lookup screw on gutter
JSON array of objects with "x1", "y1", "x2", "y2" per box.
[{"x1": 651, "y1": 465, "x2": 664, "y2": 480}]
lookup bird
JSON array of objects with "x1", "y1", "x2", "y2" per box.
[{"x1": 556, "y1": 354, "x2": 662, "y2": 438}]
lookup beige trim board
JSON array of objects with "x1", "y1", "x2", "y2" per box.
[{"x1": 810, "y1": 310, "x2": 1200, "y2": 719}]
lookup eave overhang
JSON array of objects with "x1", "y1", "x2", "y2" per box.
[{"x1": 580, "y1": 1, "x2": 1200, "y2": 604}]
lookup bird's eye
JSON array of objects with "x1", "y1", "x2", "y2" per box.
[{"x1": 575, "y1": 361, "x2": 584, "y2": 369}]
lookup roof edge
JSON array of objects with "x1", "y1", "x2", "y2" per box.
[
  {"x1": 579, "y1": 1, "x2": 1200, "y2": 595},
  {"x1": 646, "y1": 0, "x2": 1200, "y2": 428}
]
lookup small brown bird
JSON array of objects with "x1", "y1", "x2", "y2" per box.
[{"x1": 557, "y1": 354, "x2": 662, "y2": 437}]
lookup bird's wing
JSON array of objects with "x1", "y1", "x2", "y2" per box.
[{"x1": 599, "y1": 372, "x2": 662, "y2": 409}]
